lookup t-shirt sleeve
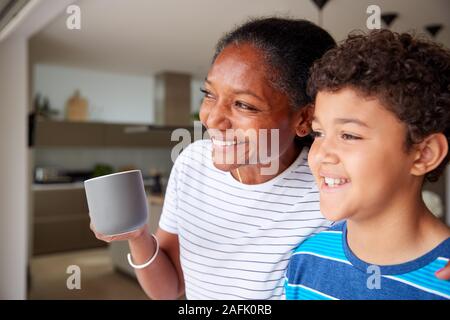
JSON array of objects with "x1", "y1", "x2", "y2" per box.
[{"x1": 158, "y1": 146, "x2": 186, "y2": 234}]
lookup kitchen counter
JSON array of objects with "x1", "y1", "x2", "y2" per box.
[{"x1": 32, "y1": 182, "x2": 86, "y2": 191}]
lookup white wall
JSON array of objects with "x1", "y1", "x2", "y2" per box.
[
  {"x1": 0, "y1": 37, "x2": 28, "y2": 299},
  {"x1": 34, "y1": 64, "x2": 155, "y2": 124},
  {"x1": 0, "y1": 0, "x2": 75, "y2": 300},
  {"x1": 34, "y1": 64, "x2": 204, "y2": 123}
]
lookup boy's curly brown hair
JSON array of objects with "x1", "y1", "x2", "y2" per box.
[{"x1": 307, "y1": 29, "x2": 450, "y2": 182}]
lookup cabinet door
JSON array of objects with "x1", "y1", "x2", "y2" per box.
[
  {"x1": 33, "y1": 188, "x2": 106, "y2": 255},
  {"x1": 35, "y1": 121, "x2": 105, "y2": 147},
  {"x1": 104, "y1": 124, "x2": 183, "y2": 148},
  {"x1": 34, "y1": 120, "x2": 196, "y2": 148}
]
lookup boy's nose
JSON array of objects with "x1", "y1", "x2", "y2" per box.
[{"x1": 312, "y1": 138, "x2": 340, "y2": 166}]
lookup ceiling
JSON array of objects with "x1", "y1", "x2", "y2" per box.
[{"x1": 30, "y1": 0, "x2": 450, "y2": 78}]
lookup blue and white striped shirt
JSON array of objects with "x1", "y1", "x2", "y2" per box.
[{"x1": 285, "y1": 222, "x2": 450, "y2": 300}]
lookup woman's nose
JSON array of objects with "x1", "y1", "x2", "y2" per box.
[{"x1": 205, "y1": 100, "x2": 232, "y2": 131}]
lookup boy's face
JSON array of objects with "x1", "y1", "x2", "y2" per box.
[{"x1": 308, "y1": 88, "x2": 418, "y2": 222}]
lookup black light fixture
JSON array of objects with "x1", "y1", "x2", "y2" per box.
[
  {"x1": 425, "y1": 24, "x2": 443, "y2": 38},
  {"x1": 312, "y1": 0, "x2": 329, "y2": 10},
  {"x1": 381, "y1": 12, "x2": 398, "y2": 28},
  {"x1": 311, "y1": 0, "x2": 331, "y2": 26}
]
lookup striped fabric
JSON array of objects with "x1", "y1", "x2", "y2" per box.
[
  {"x1": 285, "y1": 223, "x2": 450, "y2": 300},
  {"x1": 159, "y1": 139, "x2": 332, "y2": 299}
]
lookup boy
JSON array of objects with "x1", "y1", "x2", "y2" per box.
[{"x1": 285, "y1": 30, "x2": 450, "y2": 299}]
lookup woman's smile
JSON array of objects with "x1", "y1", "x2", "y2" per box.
[{"x1": 211, "y1": 136, "x2": 249, "y2": 163}]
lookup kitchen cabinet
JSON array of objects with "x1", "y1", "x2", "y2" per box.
[
  {"x1": 33, "y1": 186, "x2": 106, "y2": 255},
  {"x1": 103, "y1": 123, "x2": 184, "y2": 148},
  {"x1": 34, "y1": 120, "x2": 195, "y2": 148},
  {"x1": 35, "y1": 121, "x2": 104, "y2": 147}
]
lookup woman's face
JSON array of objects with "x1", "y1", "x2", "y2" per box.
[{"x1": 199, "y1": 44, "x2": 306, "y2": 173}]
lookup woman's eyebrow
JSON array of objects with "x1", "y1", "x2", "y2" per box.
[{"x1": 205, "y1": 78, "x2": 265, "y2": 102}]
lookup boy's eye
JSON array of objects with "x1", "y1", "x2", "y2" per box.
[
  {"x1": 341, "y1": 133, "x2": 362, "y2": 140},
  {"x1": 310, "y1": 130, "x2": 324, "y2": 139},
  {"x1": 200, "y1": 88, "x2": 214, "y2": 99}
]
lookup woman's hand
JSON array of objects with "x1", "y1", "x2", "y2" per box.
[
  {"x1": 90, "y1": 222, "x2": 148, "y2": 243},
  {"x1": 436, "y1": 261, "x2": 450, "y2": 280}
]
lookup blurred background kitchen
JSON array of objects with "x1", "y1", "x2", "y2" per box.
[{"x1": 0, "y1": 0, "x2": 449, "y2": 300}]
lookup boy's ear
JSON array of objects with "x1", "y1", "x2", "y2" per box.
[
  {"x1": 294, "y1": 105, "x2": 314, "y2": 137},
  {"x1": 410, "y1": 133, "x2": 448, "y2": 177}
]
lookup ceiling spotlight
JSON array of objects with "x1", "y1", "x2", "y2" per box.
[
  {"x1": 311, "y1": 0, "x2": 331, "y2": 26},
  {"x1": 311, "y1": 0, "x2": 330, "y2": 10},
  {"x1": 381, "y1": 13, "x2": 398, "y2": 28},
  {"x1": 425, "y1": 24, "x2": 443, "y2": 38}
]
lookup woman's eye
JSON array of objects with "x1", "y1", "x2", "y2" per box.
[
  {"x1": 234, "y1": 101, "x2": 256, "y2": 111},
  {"x1": 310, "y1": 131, "x2": 324, "y2": 139},
  {"x1": 200, "y1": 88, "x2": 214, "y2": 99},
  {"x1": 341, "y1": 133, "x2": 361, "y2": 140}
]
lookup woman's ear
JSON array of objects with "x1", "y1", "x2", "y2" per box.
[
  {"x1": 294, "y1": 105, "x2": 314, "y2": 137},
  {"x1": 410, "y1": 133, "x2": 448, "y2": 177}
]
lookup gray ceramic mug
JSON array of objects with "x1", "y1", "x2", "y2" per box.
[{"x1": 84, "y1": 170, "x2": 148, "y2": 236}]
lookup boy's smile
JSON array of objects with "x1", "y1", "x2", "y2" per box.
[
  {"x1": 319, "y1": 172, "x2": 351, "y2": 192},
  {"x1": 308, "y1": 88, "x2": 419, "y2": 222}
]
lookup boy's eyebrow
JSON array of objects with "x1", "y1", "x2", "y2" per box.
[
  {"x1": 311, "y1": 116, "x2": 370, "y2": 128},
  {"x1": 204, "y1": 78, "x2": 265, "y2": 102},
  {"x1": 334, "y1": 118, "x2": 370, "y2": 128}
]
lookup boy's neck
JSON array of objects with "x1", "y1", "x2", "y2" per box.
[{"x1": 346, "y1": 191, "x2": 450, "y2": 266}]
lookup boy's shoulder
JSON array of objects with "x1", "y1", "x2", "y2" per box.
[
  {"x1": 328, "y1": 222, "x2": 345, "y2": 232},
  {"x1": 435, "y1": 237, "x2": 450, "y2": 258},
  {"x1": 292, "y1": 222, "x2": 347, "y2": 262},
  {"x1": 293, "y1": 222, "x2": 345, "y2": 251}
]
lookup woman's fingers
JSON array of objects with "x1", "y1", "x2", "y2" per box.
[
  {"x1": 435, "y1": 261, "x2": 450, "y2": 280},
  {"x1": 90, "y1": 220, "x2": 147, "y2": 243}
]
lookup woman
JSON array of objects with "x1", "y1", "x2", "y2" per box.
[{"x1": 91, "y1": 18, "x2": 450, "y2": 299}]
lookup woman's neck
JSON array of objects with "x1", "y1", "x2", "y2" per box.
[
  {"x1": 232, "y1": 143, "x2": 302, "y2": 185},
  {"x1": 346, "y1": 192, "x2": 449, "y2": 266}
]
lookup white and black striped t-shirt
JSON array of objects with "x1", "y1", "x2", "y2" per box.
[{"x1": 159, "y1": 139, "x2": 331, "y2": 300}]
